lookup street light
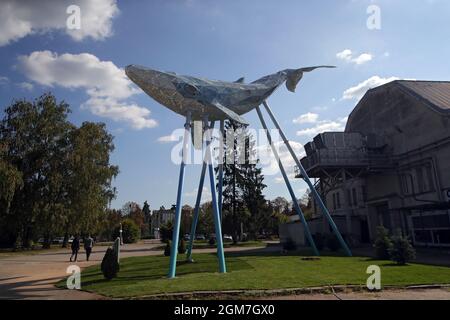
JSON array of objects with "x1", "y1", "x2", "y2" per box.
[{"x1": 119, "y1": 222, "x2": 123, "y2": 245}]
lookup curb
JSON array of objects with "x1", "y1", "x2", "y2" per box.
[{"x1": 128, "y1": 284, "x2": 450, "y2": 300}]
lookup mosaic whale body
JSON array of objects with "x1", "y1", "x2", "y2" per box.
[{"x1": 125, "y1": 65, "x2": 335, "y2": 125}]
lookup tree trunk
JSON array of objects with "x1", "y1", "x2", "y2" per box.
[
  {"x1": 42, "y1": 233, "x2": 51, "y2": 249},
  {"x1": 62, "y1": 232, "x2": 69, "y2": 248}
]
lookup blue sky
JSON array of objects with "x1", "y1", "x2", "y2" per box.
[{"x1": 0, "y1": 0, "x2": 449, "y2": 210}]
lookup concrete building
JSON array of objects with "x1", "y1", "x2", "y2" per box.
[
  {"x1": 286, "y1": 80, "x2": 450, "y2": 248},
  {"x1": 150, "y1": 207, "x2": 175, "y2": 239}
]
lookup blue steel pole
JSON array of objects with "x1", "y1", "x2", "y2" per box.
[
  {"x1": 186, "y1": 161, "x2": 206, "y2": 262},
  {"x1": 256, "y1": 106, "x2": 319, "y2": 256},
  {"x1": 262, "y1": 101, "x2": 352, "y2": 257},
  {"x1": 218, "y1": 120, "x2": 225, "y2": 220},
  {"x1": 186, "y1": 121, "x2": 214, "y2": 262},
  {"x1": 204, "y1": 116, "x2": 226, "y2": 273},
  {"x1": 168, "y1": 112, "x2": 191, "y2": 278}
]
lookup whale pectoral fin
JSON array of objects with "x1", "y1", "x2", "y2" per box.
[
  {"x1": 234, "y1": 77, "x2": 245, "y2": 84},
  {"x1": 210, "y1": 101, "x2": 249, "y2": 125},
  {"x1": 286, "y1": 65, "x2": 336, "y2": 92}
]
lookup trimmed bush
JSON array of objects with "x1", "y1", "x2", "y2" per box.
[
  {"x1": 326, "y1": 235, "x2": 340, "y2": 252},
  {"x1": 178, "y1": 239, "x2": 186, "y2": 254},
  {"x1": 101, "y1": 247, "x2": 120, "y2": 280},
  {"x1": 208, "y1": 237, "x2": 216, "y2": 245},
  {"x1": 389, "y1": 235, "x2": 416, "y2": 265},
  {"x1": 164, "y1": 241, "x2": 171, "y2": 256},
  {"x1": 159, "y1": 221, "x2": 173, "y2": 243},
  {"x1": 313, "y1": 233, "x2": 325, "y2": 251},
  {"x1": 373, "y1": 226, "x2": 393, "y2": 260},
  {"x1": 115, "y1": 219, "x2": 140, "y2": 243},
  {"x1": 282, "y1": 237, "x2": 297, "y2": 251}
]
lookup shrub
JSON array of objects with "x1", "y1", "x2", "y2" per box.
[
  {"x1": 159, "y1": 221, "x2": 173, "y2": 243},
  {"x1": 164, "y1": 241, "x2": 171, "y2": 256},
  {"x1": 101, "y1": 248, "x2": 120, "y2": 280},
  {"x1": 178, "y1": 239, "x2": 186, "y2": 254},
  {"x1": 389, "y1": 235, "x2": 416, "y2": 265},
  {"x1": 373, "y1": 226, "x2": 393, "y2": 260},
  {"x1": 326, "y1": 235, "x2": 340, "y2": 252},
  {"x1": 313, "y1": 233, "x2": 325, "y2": 251},
  {"x1": 208, "y1": 237, "x2": 216, "y2": 245},
  {"x1": 282, "y1": 237, "x2": 297, "y2": 251},
  {"x1": 115, "y1": 219, "x2": 140, "y2": 244}
]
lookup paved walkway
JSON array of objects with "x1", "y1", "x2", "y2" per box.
[
  {"x1": 267, "y1": 288, "x2": 450, "y2": 300},
  {"x1": 0, "y1": 241, "x2": 270, "y2": 300}
]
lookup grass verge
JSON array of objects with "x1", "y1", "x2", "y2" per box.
[{"x1": 57, "y1": 251, "x2": 450, "y2": 298}]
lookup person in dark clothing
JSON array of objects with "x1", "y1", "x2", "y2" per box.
[
  {"x1": 84, "y1": 235, "x2": 94, "y2": 261},
  {"x1": 70, "y1": 236, "x2": 80, "y2": 262}
]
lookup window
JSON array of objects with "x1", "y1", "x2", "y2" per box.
[
  {"x1": 332, "y1": 193, "x2": 337, "y2": 210},
  {"x1": 361, "y1": 186, "x2": 367, "y2": 202},
  {"x1": 336, "y1": 192, "x2": 341, "y2": 209},
  {"x1": 425, "y1": 165, "x2": 435, "y2": 192},
  {"x1": 401, "y1": 174, "x2": 410, "y2": 194},
  {"x1": 416, "y1": 167, "x2": 425, "y2": 192},
  {"x1": 352, "y1": 188, "x2": 358, "y2": 206}
]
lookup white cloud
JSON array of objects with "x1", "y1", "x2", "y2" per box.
[
  {"x1": 292, "y1": 112, "x2": 319, "y2": 124},
  {"x1": 352, "y1": 53, "x2": 373, "y2": 65},
  {"x1": 18, "y1": 51, "x2": 157, "y2": 129},
  {"x1": 0, "y1": 0, "x2": 119, "y2": 46},
  {"x1": 296, "y1": 117, "x2": 348, "y2": 137},
  {"x1": 336, "y1": 49, "x2": 373, "y2": 65},
  {"x1": 158, "y1": 134, "x2": 181, "y2": 143},
  {"x1": 0, "y1": 76, "x2": 9, "y2": 84},
  {"x1": 336, "y1": 49, "x2": 353, "y2": 61},
  {"x1": 342, "y1": 76, "x2": 399, "y2": 100},
  {"x1": 18, "y1": 82, "x2": 34, "y2": 91},
  {"x1": 257, "y1": 140, "x2": 305, "y2": 177},
  {"x1": 185, "y1": 187, "x2": 211, "y2": 200}
]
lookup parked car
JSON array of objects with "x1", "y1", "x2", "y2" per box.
[
  {"x1": 52, "y1": 237, "x2": 65, "y2": 244},
  {"x1": 195, "y1": 234, "x2": 205, "y2": 240},
  {"x1": 183, "y1": 234, "x2": 190, "y2": 241},
  {"x1": 223, "y1": 235, "x2": 233, "y2": 241}
]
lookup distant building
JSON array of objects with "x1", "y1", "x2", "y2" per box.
[
  {"x1": 285, "y1": 81, "x2": 450, "y2": 248},
  {"x1": 150, "y1": 207, "x2": 175, "y2": 239},
  {"x1": 150, "y1": 205, "x2": 193, "y2": 239}
]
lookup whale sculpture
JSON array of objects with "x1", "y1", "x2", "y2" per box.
[{"x1": 125, "y1": 65, "x2": 334, "y2": 125}]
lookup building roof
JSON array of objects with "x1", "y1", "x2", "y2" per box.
[{"x1": 396, "y1": 80, "x2": 450, "y2": 113}]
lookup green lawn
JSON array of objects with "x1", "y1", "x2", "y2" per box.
[
  {"x1": 150, "y1": 240, "x2": 266, "y2": 251},
  {"x1": 62, "y1": 251, "x2": 450, "y2": 298}
]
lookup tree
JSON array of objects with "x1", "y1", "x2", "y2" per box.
[
  {"x1": 389, "y1": 234, "x2": 416, "y2": 265},
  {"x1": 218, "y1": 120, "x2": 267, "y2": 242},
  {"x1": 197, "y1": 201, "x2": 215, "y2": 236},
  {"x1": 62, "y1": 122, "x2": 118, "y2": 245},
  {"x1": 142, "y1": 201, "x2": 151, "y2": 223},
  {"x1": 0, "y1": 93, "x2": 118, "y2": 248},
  {"x1": 373, "y1": 226, "x2": 393, "y2": 260},
  {"x1": 0, "y1": 94, "x2": 74, "y2": 247},
  {"x1": 115, "y1": 218, "x2": 140, "y2": 243}
]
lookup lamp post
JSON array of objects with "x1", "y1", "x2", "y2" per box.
[{"x1": 119, "y1": 222, "x2": 123, "y2": 245}]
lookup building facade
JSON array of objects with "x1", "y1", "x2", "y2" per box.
[{"x1": 290, "y1": 80, "x2": 450, "y2": 247}]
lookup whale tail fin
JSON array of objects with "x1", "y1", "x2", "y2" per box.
[{"x1": 286, "y1": 66, "x2": 336, "y2": 92}]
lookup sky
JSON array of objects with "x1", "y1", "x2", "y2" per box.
[{"x1": 0, "y1": 0, "x2": 449, "y2": 211}]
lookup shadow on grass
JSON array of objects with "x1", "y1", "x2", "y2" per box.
[{"x1": 80, "y1": 253, "x2": 254, "y2": 287}]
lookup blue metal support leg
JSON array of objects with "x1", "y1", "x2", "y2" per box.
[
  {"x1": 256, "y1": 106, "x2": 319, "y2": 256},
  {"x1": 168, "y1": 112, "x2": 192, "y2": 278},
  {"x1": 262, "y1": 101, "x2": 352, "y2": 256},
  {"x1": 218, "y1": 120, "x2": 225, "y2": 220},
  {"x1": 204, "y1": 116, "x2": 227, "y2": 273},
  {"x1": 186, "y1": 161, "x2": 207, "y2": 262},
  {"x1": 186, "y1": 121, "x2": 214, "y2": 262}
]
